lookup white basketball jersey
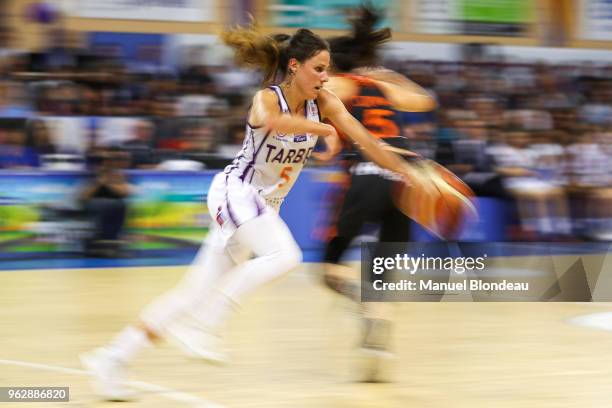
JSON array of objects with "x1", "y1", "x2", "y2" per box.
[{"x1": 224, "y1": 86, "x2": 320, "y2": 200}]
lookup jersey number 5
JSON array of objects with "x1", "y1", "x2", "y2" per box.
[
  {"x1": 363, "y1": 109, "x2": 399, "y2": 138},
  {"x1": 279, "y1": 165, "x2": 293, "y2": 188}
]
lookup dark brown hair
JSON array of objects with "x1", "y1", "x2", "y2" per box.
[
  {"x1": 221, "y1": 24, "x2": 329, "y2": 86},
  {"x1": 328, "y1": 3, "x2": 391, "y2": 72}
]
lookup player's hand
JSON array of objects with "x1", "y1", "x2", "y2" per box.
[
  {"x1": 313, "y1": 127, "x2": 342, "y2": 162},
  {"x1": 320, "y1": 123, "x2": 339, "y2": 139},
  {"x1": 398, "y1": 161, "x2": 435, "y2": 194}
]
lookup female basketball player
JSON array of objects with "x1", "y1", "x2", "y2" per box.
[
  {"x1": 81, "y1": 24, "x2": 421, "y2": 400},
  {"x1": 320, "y1": 4, "x2": 436, "y2": 379}
]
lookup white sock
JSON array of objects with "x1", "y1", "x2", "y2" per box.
[{"x1": 105, "y1": 326, "x2": 151, "y2": 363}]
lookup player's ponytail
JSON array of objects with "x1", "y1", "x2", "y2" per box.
[
  {"x1": 350, "y1": 3, "x2": 391, "y2": 49},
  {"x1": 328, "y1": 3, "x2": 391, "y2": 71},
  {"x1": 220, "y1": 23, "x2": 285, "y2": 86},
  {"x1": 221, "y1": 24, "x2": 328, "y2": 86}
]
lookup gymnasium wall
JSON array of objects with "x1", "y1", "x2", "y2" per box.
[
  {"x1": 0, "y1": 169, "x2": 502, "y2": 261},
  {"x1": 4, "y1": 0, "x2": 611, "y2": 51}
]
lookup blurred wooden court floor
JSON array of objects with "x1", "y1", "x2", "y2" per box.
[{"x1": 1, "y1": 264, "x2": 612, "y2": 407}]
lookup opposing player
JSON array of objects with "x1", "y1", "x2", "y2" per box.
[
  {"x1": 320, "y1": 4, "x2": 436, "y2": 380},
  {"x1": 80, "y1": 23, "x2": 421, "y2": 400}
]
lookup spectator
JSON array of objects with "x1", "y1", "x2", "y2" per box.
[
  {"x1": 0, "y1": 119, "x2": 38, "y2": 169},
  {"x1": 0, "y1": 81, "x2": 34, "y2": 118},
  {"x1": 122, "y1": 119, "x2": 158, "y2": 169},
  {"x1": 488, "y1": 128, "x2": 570, "y2": 237},
  {"x1": 79, "y1": 149, "x2": 132, "y2": 257}
]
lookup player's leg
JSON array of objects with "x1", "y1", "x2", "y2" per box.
[
  {"x1": 139, "y1": 227, "x2": 240, "y2": 335},
  {"x1": 81, "y1": 226, "x2": 237, "y2": 399},
  {"x1": 323, "y1": 174, "x2": 381, "y2": 300},
  {"x1": 161, "y1": 233, "x2": 252, "y2": 363},
  {"x1": 195, "y1": 209, "x2": 302, "y2": 333},
  {"x1": 357, "y1": 184, "x2": 410, "y2": 382},
  {"x1": 361, "y1": 201, "x2": 409, "y2": 328},
  {"x1": 158, "y1": 205, "x2": 301, "y2": 363}
]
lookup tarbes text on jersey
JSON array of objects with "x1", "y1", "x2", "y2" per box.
[{"x1": 264, "y1": 144, "x2": 314, "y2": 164}]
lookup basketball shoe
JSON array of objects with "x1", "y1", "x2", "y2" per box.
[
  {"x1": 80, "y1": 348, "x2": 134, "y2": 401},
  {"x1": 356, "y1": 310, "x2": 395, "y2": 382},
  {"x1": 165, "y1": 322, "x2": 227, "y2": 364}
]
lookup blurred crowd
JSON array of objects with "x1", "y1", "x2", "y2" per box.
[
  {"x1": 0, "y1": 28, "x2": 260, "y2": 171},
  {"x1": 387, "y1": 57, "x2": 612, "y2": 240},
  {"x1": 0, "y1": 27, "x2": 611, "y2": 240}
]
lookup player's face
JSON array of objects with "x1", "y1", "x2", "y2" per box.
[{"x1": 294, "y1": 50, "x2": 330, "y2": 99}]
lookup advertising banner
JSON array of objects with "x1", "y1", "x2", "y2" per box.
[
  {"x1": 0, "y1": 170, "x2": 519, "y2": 259},
  {"x1": 579, "y1": 0, "x2": 612, "y2": 41},
  {"x1": 412, "y1": 0, "x2": 532, "y2": 37},
  {"x1": 269, "y1": 0, "x2": 394, "y2": 29},
  {"x1": 0, "y1": 171, "x2": 214, "y2": 255},
  {"x1": 71, "y1": 0, "x2": 215, "y2": 22}
]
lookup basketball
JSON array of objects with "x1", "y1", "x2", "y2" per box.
[{"x1": 393, "y1": 160, "x2": 477, "y2": 240}]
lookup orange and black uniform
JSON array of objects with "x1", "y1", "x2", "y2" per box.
[{"x1": 323, "y1": 74, "x2": 412, "y2": 266}]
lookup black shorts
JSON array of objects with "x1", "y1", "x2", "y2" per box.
[{"x1": 323, "y1": 172, "x2": 411, "y2": 264}]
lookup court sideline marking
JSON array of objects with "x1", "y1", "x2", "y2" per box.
[{"x1": 0, "y1": 358, "x2": 222, "y2": 407}]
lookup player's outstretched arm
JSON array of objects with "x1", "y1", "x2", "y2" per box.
[
  {"x1": 249, "y1": 89, "x2": 338, "y2": 138},
  {"x1": 356, "y1": 68, "x2": 437, "y2": 112},
  {"x1": 318, "y1": 88, "x2": 413, "y2": 177}
]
